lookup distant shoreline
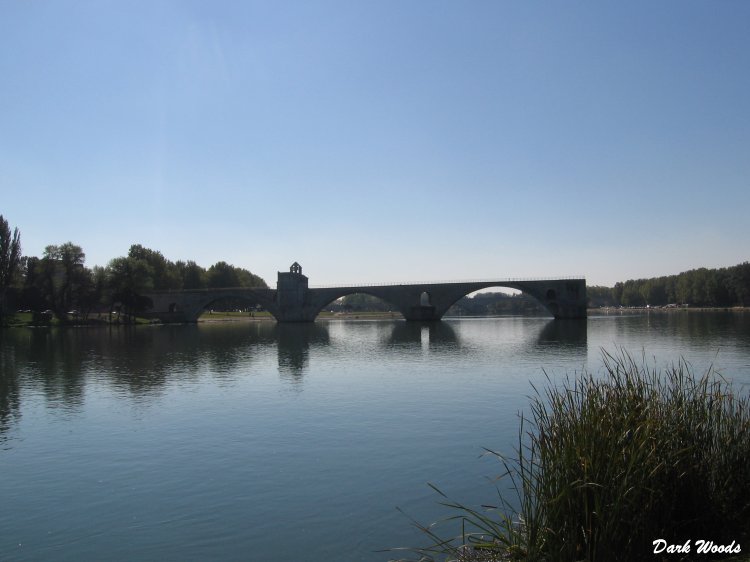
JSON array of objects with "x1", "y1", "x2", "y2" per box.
[
  {"x1": 198, "y1": 307, "x2": 750, "y2": 324},
  {"x1": 591, "y1": 306, "x2": 748, "y2": 314},
  {"x1": 4, "y1": 307, "x2": 748, "y2": 329},
  {"x1": 197, "y1": 311, "x2": 402, "y2": 323}
]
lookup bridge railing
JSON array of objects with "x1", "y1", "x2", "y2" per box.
[{"x1": 309, "y1": 276, "x2": 586, "y2": 289}]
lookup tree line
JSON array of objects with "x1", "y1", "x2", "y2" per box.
[
  {"x1": 588, "y1": 262, "x2": 750, "y2": 308},
  {"x1": 0, "y1": 214, "x2": 267, "y2": 324}
]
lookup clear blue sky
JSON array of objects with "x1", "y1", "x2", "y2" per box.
[{"x1": 2, "y1": 1, "x2": 749, "y2": 287}]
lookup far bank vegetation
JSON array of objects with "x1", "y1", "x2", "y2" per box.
[
  {"x1": 1, "y1": 212, "x2": 267, "y2": 325},
  {"x1": 588, "y1": 262, "x2": 750, "y2": 309}
]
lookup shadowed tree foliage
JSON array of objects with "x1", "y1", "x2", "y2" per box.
[
  {"x1": 79, "y1": 265, "x2": 107, "y2": 318},
  {"x1": 175, "y1": 260, "x2": 207, "y2": 290},
  {"x1": 106, "y1": 256, "x2": 155, "y2": 318},
  {"x1": 0, "y1": 215, "x2": 22, "y2": 323},
  {"x1": 99, "y1": 248, "x2": 267, "y2": 316},
  {"x1": 127, "y1": 245, "x2": 181, "y2": 290},
  {"x1": 729, "y1": 262, "x2": 750, "y2": 306},
  {"x1": 37, "y1": 242, "x2": 89, "y2": 322},
  {"x1": 2, "y1": 228, "x2": 270, "y2": 322},
  {"x1": 202, "y1": 261, "x2": 268, "y2": 311},
  {"x1": 206, "y1": 261, "x2": 240, "y2": 288},
  {"x1": 207, "y1": 261, "x2": 267, "y2": 289},
  {"x1": 586, "y1": 286, "x2": 618, "y2": 308},
  {"x1": 597, "y1": 262, "x2": 750, "y2": 308},
  {"x1": 17, "y1": 257, "x2": 46, "y2": 312}
]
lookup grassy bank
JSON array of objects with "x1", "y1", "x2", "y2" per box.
[
  {"x1": 198, "y1": 310, "x2": 275, "y2": 322},
  {"x1": 1, "y1": 311, "x2": 152, "y2": 327},
  {"x1": 197, "y1": 310, "x2": 403, "y2": 322},
  {"x1": 2, "y1": 311, "x2": 35, "y2": 327},
  {"x1": 397, "y1": 351, "x2": 750, "y2": 561},
  {"x1": 591, "y1": 306, "x2": 749, "y2": 313},
  {"x1": 3, "y1": 309, "x2": 403, "y2": 326}
]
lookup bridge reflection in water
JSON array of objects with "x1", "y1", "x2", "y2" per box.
[{"x1": 144, "y1": 263, "x2": 587, "y2": 323}]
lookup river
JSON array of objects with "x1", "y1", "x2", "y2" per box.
[{"x1": 1, "y1": 312, "x2": 749, "y2": 561}]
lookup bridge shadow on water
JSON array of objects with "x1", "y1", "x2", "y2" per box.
[
  {"x1": 274, "y1": 321, "x2": 463, "y2": 381},
  {"x1": 382, "y1": 318, "x2": 588, "y2": 353},
  {"x1": 385, "y1": 321, "x2": 459, "y2": 349},
  {"x1": 535, "y1": 319, "x2": 588, "y2": 351},
  {"x1": 274, "y1": 323, "x2": 331, "y2": 383},
  {"x1": 272, "y1": 318, "x2": 587, "y2": 383}
]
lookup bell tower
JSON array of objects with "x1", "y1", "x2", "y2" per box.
[{"x1": 276, "y1": 262, "x2": 309, "y2": 320}]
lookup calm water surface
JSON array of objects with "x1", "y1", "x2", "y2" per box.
[{"x1": 1, "y1": 313, "x2": 749, "y2": 561}]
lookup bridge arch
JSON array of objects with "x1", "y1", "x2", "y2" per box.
[
  {"x1": 193, "y1": 291, "x2": 281, "y2": 322},
  {"x1": 311, "y1": 288, "x2": 405, "y2": 320},
  {"x1": 428, "y1": 281, "x2": 554, "y2": 318},
  {"x1": 444, "y1": 286, "x2": 545, "y2": 317},
  {"x1": 427, "y1": 281, "x2": 572, "y2": 320}
]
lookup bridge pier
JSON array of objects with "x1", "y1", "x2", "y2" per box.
[
  {"x1": 402, "y1": 305, "x2": 439, "y2": 321},
  {"x1": 275, "y1": 263, "x2": 321, "y2": 322}
]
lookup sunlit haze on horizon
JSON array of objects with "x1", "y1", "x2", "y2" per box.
[{"x1": 2, "y1": 1, "x2": 748, "y2": 287}]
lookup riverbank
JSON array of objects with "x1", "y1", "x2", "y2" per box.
[
  {"x1": 4, "y1": 306, "x2": 748, "y2": 328},
  {"x1": 197, "y1": 310, "x2": 403, "y2": 322},
  {"x1": 1, "y1": 310, "x2": 406, "y2": 327},
  {"x1": 592, "y1": 305, "x2": 749, "y2": 314},
  {"x1": 0, "y1": 311, "x2": 154, "y2": 328}
]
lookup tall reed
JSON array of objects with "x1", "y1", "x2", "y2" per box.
[{"x1": 395, "y1": 350, "x2": 750, "y2": 561}]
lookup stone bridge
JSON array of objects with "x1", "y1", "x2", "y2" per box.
[{"x1": 142, "y1": 263, "x2": 587, "y2": 323}]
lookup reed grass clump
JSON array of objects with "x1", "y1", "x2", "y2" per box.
[{"x1": 396, "y1": 350, "x2": 750, "y2": 561}]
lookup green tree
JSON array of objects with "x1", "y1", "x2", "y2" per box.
[
  {"x1": 38, "y1": 242, "x2": 89, "y2": 321},
  {"x1": 18, "y1": 256, "x2": 46, "y2": 312},
  {"x1": 614, "y1": 264, "x2": 750, "y2": 308},
  {"x1": 620, "y1": 280, "x2": 645, "y2": 307},
  {"x1": 639, "y1": 278, "x2": 668, "y2": 306},
  {"x1": 664, "y1": 276, "x2": 678, "y2": 304},
  {"x1": 207, "y1": 261, "x2": 240, "y2": 288},
  {"x1": 175, "y1": 260, "x2": 207, "y2": 290},
  {"x1": 206, "y1": 261, "x2": 267, "y2": 289},
  {"x1": 587, "y1": 285, "x2": 617, "y2": 307},
  {"x1": 78, "y1": 265, "x2": 107, "y2": 319},
  {"x1": 127, "y1": 245, "x2": 181, "y2": 290},
  {"x1": 0, "y1": 215, "x2": 22, "y2": 322},
  {"x1": 728, "y1": 262, "x2": 750, "y2": 306},
  {"x1": 612, "y1": 282, "x2": 624, "y2": 306},
  {"x1": 713, "y1": 268, "x2": 733, "y2": 307},
  {"x1": 236, "y1": 267, "x2": 267, "y2": 288},
  {"x1": 106, "y1": 256, "x2": 155, "y2": 318}
]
